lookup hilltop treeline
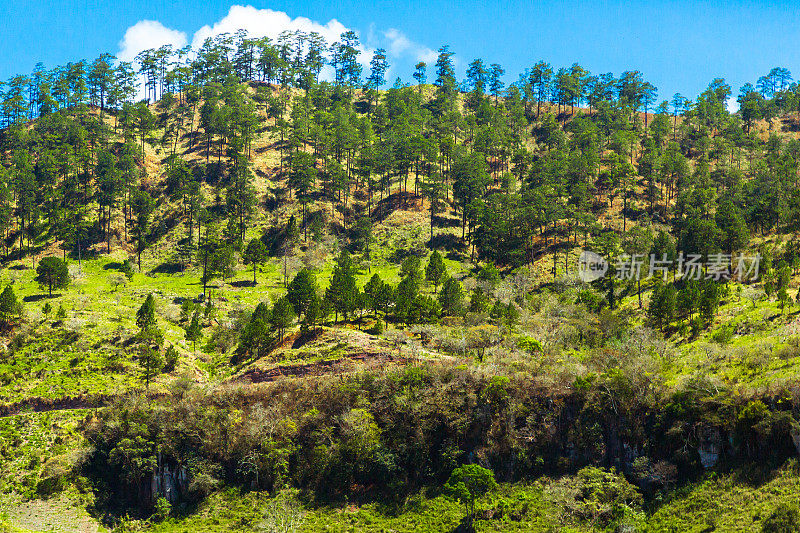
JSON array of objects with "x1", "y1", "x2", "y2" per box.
[{"x1": 0, "y1": 31, "x2": 798, "y2": 278}]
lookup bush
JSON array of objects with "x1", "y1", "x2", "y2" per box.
[
  {"x1": 578, "y1": 288, "x2": 606, "y2": 312},
  {"x1": 444, "y1": 464, "x2": 498, "y2": 524},
  {"x1": 152, "y1": 497, "x2": 171, "y2": 522},
  {"x1": 368, "y1": 319, "x2": 384, "y2": 335},
  {"x1": 517, "y1": 336, "x2": 543, "y2": 354},
  {"x1": 711, "y1": 325, "x2": 734, "y2": 345},
  {"x1": 258, "y1": 489, "x2": 306, "y2": 532},
  {"x1": 572, "y1": 467, "x2": 642, "y2": 527},
  {"x1": 476, "y1": 264, "x2": 501, "y2": 286},
  {"x1": 762, "y1": 503, "x2": 800, "y2": 532},
  {"x1": 164, "y1": 345, "x2": 179, "y2": 371},
  {"x1": 120, "y1": 259, "x2": 135, "y2": 280},
  {"x1": 36, "y1": 455, "x2": 70, "y2": 497}
]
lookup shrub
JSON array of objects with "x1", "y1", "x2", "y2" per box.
[
  {"x1": 152, "y1": 497, "x2": 171, "y2": 522},
  {"x1": 120, "y1": 259, "x2": 135, "y2": 280},
  {"x1": 108, "y1": 274, "x2": 127, "y2": 292},
  {"x1": 578, "y1": 288, "x2": 606, "y2": 312},
  {"x1": 368, "y1": 319, "x2": 384, "y2": 335},
  {"x1": 476, "y1": 264, "x2": 501, "y2": 286},
  {"x1": 517, "y1": 336, "x2": 543, "y2": 354},
  {"x1": 762, "y1": 503, "x2": 800, "y2": 532},
  {"x1": 257, "y1": 489, "x2": 306, "y2": 532},
  {"x1": 36, "y1": 455, "x2": 70, "y2": 497},
  {"x1": 710, "y1": 325, "x2": 734, "y2": 345},
  {"x1": 444, "y1": 464, "x2": 498, "y2": 524},
  {"x1": 572, "y1": 467, "x2": 642, "y2": 527},
  {"x1": 164, "y1": 345, "x2": 179, "y2": 371}
]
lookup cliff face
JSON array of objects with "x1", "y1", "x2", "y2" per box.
[{"x1": 148, "y1": 454, "x2": 189, "y2": 507}]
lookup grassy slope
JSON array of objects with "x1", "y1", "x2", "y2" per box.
[
  {"x1": 113, "y1": 460, "x2": 800, "y2": 532},
  {"x1": 4, "y1": 94, "x2": 800, "y2": 531}
]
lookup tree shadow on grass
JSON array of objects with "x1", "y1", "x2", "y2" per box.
[
  {"x1": 432, "y1": 214, "x2": 461, "y2": 228},
  {"x1": 23, "y1": 294, "x2": 61, "y2": 302},
  {"x1": 729, "y1": 456, "x2": 798, "y2": 488},
  {"x1": 292, "y1": 328, "x2": 322, "y2": 348},
  {"x1": 151, "y1": 262, "x2": 185, "y2": 274}
]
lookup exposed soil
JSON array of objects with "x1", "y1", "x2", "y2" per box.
[{"x1": 234, "y1": 351, "x2": 408, "y2": 384}]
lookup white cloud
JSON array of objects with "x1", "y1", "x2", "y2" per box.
[
  {"x1": 117, "y1": 20, "x2": 188, "y2": 63},
  {"x1": 384, "y1": 28, "x2": 437, "y2": 64},
  {"x1": 190, "y1": 5, "x2": 350, "y2": 50},
  {"x1": 116, "y1": 5, "x2": 439, "y2": 83},
  {"x1": 190, "y1": 5, "x2": 377, "y2": 79}
]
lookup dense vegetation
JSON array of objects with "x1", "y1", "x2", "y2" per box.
[{"x1": 2, "y1": 29, "x2": 800, "y2": 532}]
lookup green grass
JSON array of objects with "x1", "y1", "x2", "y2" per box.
[
  {"x1": 75, "y1": 461, "x2": 800, "y2": 532},
  {"x1": 0, "y1": 235, "x2": 470, "y2": 406},
  {"x1": 130, "y1": 484, "x2": 565, "y2": 533},
  {"x1": 0, "y1": 410, "x2": 88, "y2": 495},
  {"x1": 647, "y1": 460, "x2": 800, "y2": 532}
]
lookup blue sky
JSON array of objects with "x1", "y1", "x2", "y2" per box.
[{"x1": 1, "y1": 0, "x2": 799, "y2": 105}]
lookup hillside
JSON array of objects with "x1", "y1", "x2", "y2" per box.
[{"x1": 3, "y1": 39, "x2": 800, "y2": 532}]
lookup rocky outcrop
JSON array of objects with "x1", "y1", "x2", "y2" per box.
[
  {"x1": 148, "y1": 453, "x2": 188, "y2": 506},
  {"x1": 698, "y1": 426, "x2": 723, "y2": 469}
]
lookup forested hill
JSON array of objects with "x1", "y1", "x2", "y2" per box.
[
  {"x1": 0, "y1": 34, "x2": 798, "y2": 274},
  {"x1": 5, "y1": 31, "x2": 800, "y2": 532}
]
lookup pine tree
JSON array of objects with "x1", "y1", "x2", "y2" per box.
[
  {"x1": 325, "y1": 251, "x2": 358, "y2": 322},
  {"x1": 138, "y1": 344, "x2": 164, "y2": 389},
  {"x1": 648, "y1": 281, "x2": 676, "y2": 332},
  {"x1": 425, "y1": 250, "x2": 447, "y2": 290},
  {"x1": 400, "y1": 255, "x2": 423, "y2": 284},
  {"x1": 439, "y1": 277, "x2": 464, "y2": 316},
  {"x1": 395, "y1": 276, "x2": 419, "y2": 323},
  {"x1": 185, "y1": 311, "x2": 202, "y2": 353},
  {"x1": 0, "y1": 286, "x2": 20, "y2": 330},
  {"x1": 236, "y1": 303, "x2": 273, "y2": 361},
  {"x1": 304, "y1": 293, "x2": 322, "y2": 333},
  {"x1": 469, "y1": 288, "x2": 490, "y2": 313},
  {"x1": 130, "y1": 188, "x2": 154, "y2": 272},
  {"x1": 136, "y1": 293, "x2": 157, "y2": 333},
  {"x1": 271, "y1": 297, "x2": 295, "y2": 342},
  {"x1": 364, "y1": 273, "x2": 393, "y2": 325},
  {"x1": 35, "y1": 256, "x2": 69, "y2": 297},
  {"x1": 243, "y1": 238, "x2": 267, "y2": 285},
  {"x1": 287, "y1": 268, "x2": 318, "y2": 319}
]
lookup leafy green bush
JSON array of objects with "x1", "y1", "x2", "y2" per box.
[
  {"x1": 444, "y1": 464, "x2": 497, "y2": 524},
  {"x1": 572, "y1": 467, "x2": 642, "y2": 528},
  {"x1": 36, "y1": 455, "x2": 70, "y2": 497},
  {"x1": 711, "y1": 325, "x2": 734, "y2": 344},
  {"x1": 762, "y1": 502, "x2": 800, "y2": 532},
  {"x1": 517, "y1": 336, "x2": 543, "y2": 354},
  {"x1": 152, "y1": 496, "x2": 171, "y2": 522}
]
